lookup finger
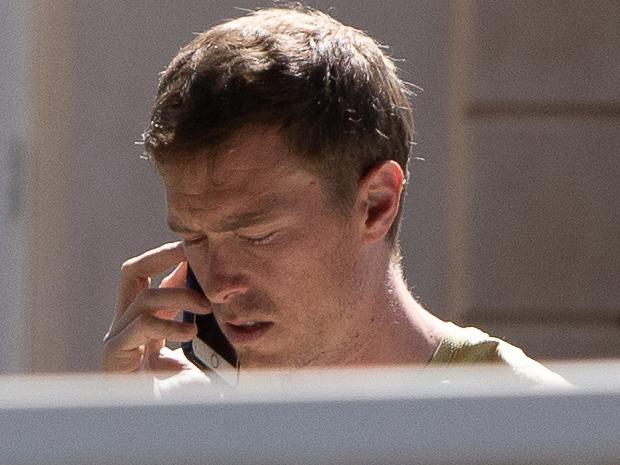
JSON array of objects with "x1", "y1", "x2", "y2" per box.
[
  {"x1": 109, "y1": 287, "x2": 211, "y2": 339},
  {"x1": 145, "y1": 338, "x2": 166, "y2": 358},
  {"x1": 105, "y1": 314, "x2": 197, "y2": 354},
  {"x1": 101, "y1": 345, "x2": 144, "y2": 372},
  {"x1": 115, "y1": 242, "x2": 186, "y2": 318},
  {"x1": 159, "y1": 260, "x2": 188, "y2": 289},
  {"x1": 142, "y1": 346, "x2": 199, "y2": 373},
  {"x1": 157, "y1": 261, "x2": 190, "y2": 320},
  {"x1": 102, "y1": 317, "x2": 197, "y2": 373},
  {"x1": 142, "y1": 348, "x2": 188, "y2": 372}
]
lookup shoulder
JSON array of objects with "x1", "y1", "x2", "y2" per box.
[{"x1": 429, "y1": 323, "x2": 570, "y2": 388}]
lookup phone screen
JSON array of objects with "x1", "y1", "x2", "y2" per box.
[{"x1": 182, "y1": 266, "x2": 239, "y2": 386}]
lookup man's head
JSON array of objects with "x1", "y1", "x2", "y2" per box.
[
  {"x1": 145, "y1": 5, "x2": 416, "y2": 368},
  {"x1": 143, "y1": 5, "x2": 414, "y2": 250}
]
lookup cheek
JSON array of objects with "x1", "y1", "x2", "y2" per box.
[
  {"x1": 182, "y1": 245, "x2": 203, "y2": 274},
  {"x1": 249, "y1": 211, "x2": 361, "y2": 307},
  {"x1": 271, "y1": 228, "x2": 359, "y2": 304},
  {"x1": 249, "y1": 239, "x2": 325, "y2": 317}
]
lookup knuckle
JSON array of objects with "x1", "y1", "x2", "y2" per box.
[
  {"x1": 120, "y1": 256, "x2": 150, "y2": 283},
  {"x1": 138, "y1": 314, "x2": 166, "y2": 339},
  {"x1": 134, "y1": 313, "x2": 150, "y2": 331},
  {"x1": 103, "y1": 324, "x2": 122, "y2": 346},
  {"x1": 131, "y1": 288, "x2": 158, "y2": 311},
  {"x1": 132, "y1": 288, "x2": 149, "y2": 305},
  {"x1": 102, "y1": 333, "x2": 121, "y2": 354},
  {"x1": 120, "y1": 258, "x2": 138, "y2": 276}
]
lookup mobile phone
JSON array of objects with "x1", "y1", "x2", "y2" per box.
[{"x1": 182, "y1": 265, "x2": 239, "y2": 386}]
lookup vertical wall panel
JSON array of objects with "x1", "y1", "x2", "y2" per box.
[
  {"x1": 0, "y1": 1, "x2": 30, "y2": 373},
  {"x1": 472, "y1": 0, "x2": 620, "y2": 103},
  {"x1": 467, "y1": 119, "x2": 620, "y2": 322},
  {"x1": 27, "y1": 0, "x2": 74, "y2": 372},
  {"x1": 459, "y1": 1, "x2": 620, "y2": 358}
]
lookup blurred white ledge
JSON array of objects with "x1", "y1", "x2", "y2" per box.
[{"x1": 1, "y1": 362, "x2": 619, "y2": 465}]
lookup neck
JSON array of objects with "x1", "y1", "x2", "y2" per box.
[{"x1": 342, "y1": 260, "x2": 447, "y2": 367}]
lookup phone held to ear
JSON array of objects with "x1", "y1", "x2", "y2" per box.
[{"x1": 182, "y1": 266, "x2": 240, "y2": 386}]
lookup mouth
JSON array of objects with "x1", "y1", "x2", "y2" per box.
[{"x1": 225, "y1": 320, "x2": 274, "y2": 346}]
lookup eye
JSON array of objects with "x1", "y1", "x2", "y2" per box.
[
  {"x1": 182, "y1": 235, "x2": 207, "y2": 247},
  {"x1": 241, "y1": 231, "x2": 278, "y2": 246}
]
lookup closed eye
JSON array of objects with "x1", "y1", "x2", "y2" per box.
[
  {"x1": 240, "y1": 231, "x2": 278, "y2": 246},
  {"x1": 182, "y1": 235, "x2": 207, "y2": 247}
]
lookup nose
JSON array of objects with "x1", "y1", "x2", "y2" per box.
[{"x1": 195, "y1": 246, "x2": 250, "y2": 304}]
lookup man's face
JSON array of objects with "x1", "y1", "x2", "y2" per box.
[{"x1": 162, "y1": 127, "x2": 369, "y2": 369}]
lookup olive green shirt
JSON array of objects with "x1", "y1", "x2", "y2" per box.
[{"x1": 428, "y1": 323, "x2": 570, "y2": 388}]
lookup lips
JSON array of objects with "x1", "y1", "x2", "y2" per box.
[{"x1": 225, "y1": 320, "x2": 274, "y2": 345}]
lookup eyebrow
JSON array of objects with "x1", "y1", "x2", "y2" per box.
[
  {"x1": 218, "y1": 209, "x2": 273, "y2": 232},
  {"x1": 167, "y1": 207, "x2": 276, "y2": 235}
]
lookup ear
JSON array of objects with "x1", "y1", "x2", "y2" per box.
[{"x1": 355, "y1": 161, "x2": 405, "y2": 244}]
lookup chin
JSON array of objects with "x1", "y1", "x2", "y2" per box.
[
  {"x1": 237, "y1": 351, "x2": 273, "y2": 370},
  {"x1": 237, "y1": 350, "x2": 305, "y2": 370}
]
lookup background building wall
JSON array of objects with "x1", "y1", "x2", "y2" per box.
[{"x1": 461, "y1": 0, "x2": 620, "y2": 359}]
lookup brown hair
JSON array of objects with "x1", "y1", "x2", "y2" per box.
[{"x1": 143, "y1": 4, "x2": 414, "y2": 248}]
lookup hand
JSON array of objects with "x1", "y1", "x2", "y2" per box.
[{"x1": 102, "y1": 242, "x2": 211, "y2": 373}]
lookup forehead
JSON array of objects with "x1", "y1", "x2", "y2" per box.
[{"x1": 160, "y1": 127, "x2": 320, "y2": 225}]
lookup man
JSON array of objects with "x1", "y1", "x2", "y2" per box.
[{"x1": 102, "y1": 5, "x2": 565, "y2": 387}]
